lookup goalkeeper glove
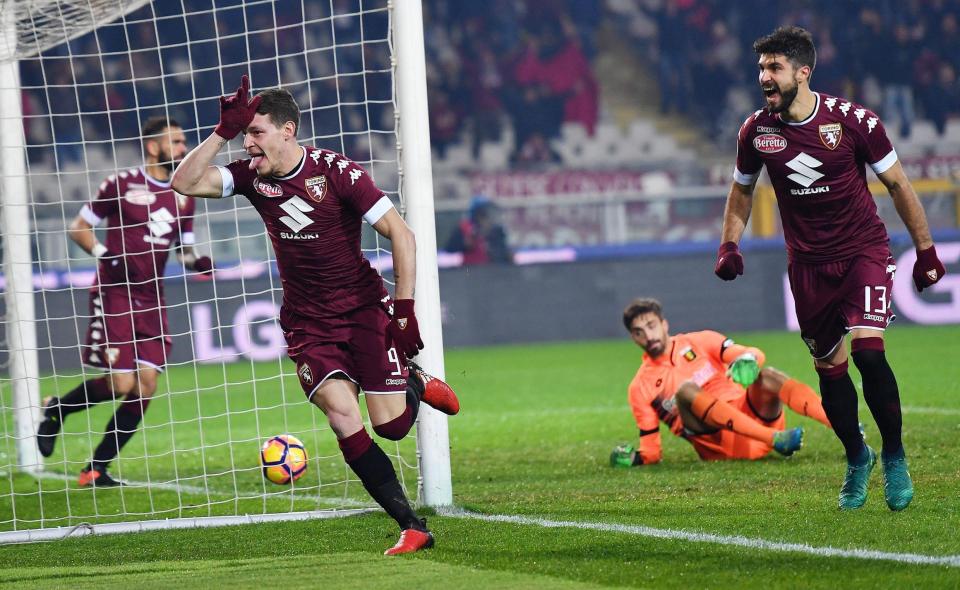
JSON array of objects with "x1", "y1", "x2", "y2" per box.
[
  {"x1": 610, "y1": 443, "x2": 640, "y2": 468},
  {"x1": 385, "y1": 299, "x2": 424, "y2": 362},
  {"x1": 727, "y1": 352, "x2": 760, "y2": 387},
  {"x1": 215, "y1": 74, "x2": 262, "y2": 140},
  {"x1": 714, "y1": 241, "x2": 744, "y2": 281},
  {"x1": 912, "y1": 245, "x2": 945, "y2": 293}
]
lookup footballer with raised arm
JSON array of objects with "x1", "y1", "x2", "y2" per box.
[
  {"x1": 36, "y1": 116, "x2": 213, "y2": 487},
  {"x1": 715, "y1": 26, "x2": 946, "y2": 510},
  {"x1": 610, "y1": 298, "x2": 831, "y2": 468},
  {"x1": 171, "y1": 76, "x2": 459, "y2": 556}
]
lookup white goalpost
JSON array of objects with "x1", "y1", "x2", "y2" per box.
[{"x1": 0, "y1": 0, "x2": 451, "y2": 543}]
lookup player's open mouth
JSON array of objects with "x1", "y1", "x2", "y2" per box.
[
  {"x1": 248, "y1": 152, "x2": 265, "y2": 170},
  {"x1": 763, "y1": 86, "x2": 779, "y2": 100}
]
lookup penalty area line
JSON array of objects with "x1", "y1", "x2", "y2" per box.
[{"x1": 443, "y1": 510, "x2": 960, "y2": 568}]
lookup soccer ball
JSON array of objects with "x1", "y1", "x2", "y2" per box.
[{"x1": 260, "y1": 434, "x2": 308, "y2": 485}]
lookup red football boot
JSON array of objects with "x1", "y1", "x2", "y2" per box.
[
  {"x1": 384, "y1": 527, "x2": 435, "y2": 556},
  {"x1": 408, "y1": 361, "x2": 460, "y2": 416}
]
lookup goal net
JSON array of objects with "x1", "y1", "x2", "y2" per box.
[{"x1": 0, "y1": 0, "x2": 449, "y2": 542}]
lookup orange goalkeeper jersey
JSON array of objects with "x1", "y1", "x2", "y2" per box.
[{"x1": 626, "y1": 330, "x2": 765, "y2": 464}]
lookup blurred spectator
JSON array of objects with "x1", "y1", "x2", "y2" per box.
[
  {"x1": 512, "y1": 131, "x2": 561, "y2": 168},
  {"x1": 878, "y1": 23, "x2": 918, "y2": 138},
  {"x1": 429, "y1": 90, "x2": 462, "y2": 158},
  {"x1": 445, "y1": 196, "x2": 513, "y2": 265}
]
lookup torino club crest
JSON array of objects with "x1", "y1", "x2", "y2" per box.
[
  {"x1": 305, "y1": 176, "x2": 327, "y2": 203},
  {"x1": 819, "y1": 123, "x2": 842, "y2": 150}
]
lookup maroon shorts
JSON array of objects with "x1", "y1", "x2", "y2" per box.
[
  {"x1": 787, "y1": 247, "x2": 896, "y2": 359},
  {"x1": 81, "y1": 286, "x2": 171, "y2": 371},
  {"x1": 284, "y1": 305, "x2": 408, "y2": 399}
]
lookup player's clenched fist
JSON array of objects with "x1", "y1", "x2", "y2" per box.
[
  {"x1": 912, "y1": 245, "x2": 946, "y2": 293},
  {"x1": 386, "y1": 299, "x2": 424, "y2": 361},
  {"x1": 215, "y1": 74, "x2": 262, "y2": 140},
  {"x1": 714, "y1": 241, "x2": 744, "y2": 281}
]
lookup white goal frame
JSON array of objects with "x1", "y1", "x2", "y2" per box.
[{"x1": 0, "y1": 0, "x2": 451, "y2": 542}]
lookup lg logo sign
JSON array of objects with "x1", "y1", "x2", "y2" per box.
[{"x1": 783, "y1": 243, "x2": 960, "y2": 329}]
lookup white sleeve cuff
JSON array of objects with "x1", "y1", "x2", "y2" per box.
[
  {"x1": 216, "y1": 165, "x2": 235, "y2": 198},
  {"x1": 79, "y1": 204, "x2": 103, "y2": 226},
  {"x1": 870, "y1": 149, "x2": 898, "y2": 175},
  {"x1": 180, "y1": 231, "x2": 196, "y2": 245},
  {"x1": 733, "y1": 167, "x2": 759, "y2": 186},
  {"x1": 363, "y1": 195, "x2": 393, "y2": 225}
]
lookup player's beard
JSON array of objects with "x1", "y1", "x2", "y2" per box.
[{"x1": 764, "y1": 78, "x2": 799, "y2": 114}]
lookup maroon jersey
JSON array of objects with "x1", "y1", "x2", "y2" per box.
[
  {"x1": 734, "y1": 93, "x2": 897, "y2": 263},
  {"x1": 218, "y1": 147, "x2": 393, "y2": 338},
  {"x1": 80, "y1": 167, "x2": 195, "y2": 294}
]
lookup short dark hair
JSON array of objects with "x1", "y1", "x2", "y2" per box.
[
  {"x1": 255, "y1": 88, "x2": 300, "y2": 135},
  {"x1": 622, "y1": 298, "x2": 664, "y2": 330},
  {"x1": 141, "y1": 116, "x2": 180, "y2": 139},
  {"x1": 753, "y1": 26, "x2": 816, "y2": 72}
]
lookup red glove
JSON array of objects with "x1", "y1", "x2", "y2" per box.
[
  {"x1": 214, "y1": 74, "x2": 262, "y2": 140},
  {"x1": 714, "y1": 241, "x2": 744, "y2": 281},
  {"x1": 192, "y1": 256, "x2": 214, "y2": 276},
  {"x1": 385, "y1": 299, "x2": 424, "y2": 361},
  {"x1": 913, "y1": 245, "x2": 945, "y2": 292}
]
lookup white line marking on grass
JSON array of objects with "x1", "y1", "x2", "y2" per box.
[
  {"x1": 32, "y1": 471, "x2": 371, "y2": 508},
  {"x1": 444, "y1": 510, "x2": 960, "y2": 568},
  {"x1": 902, "y1": 406, "x2": 960, "y2": 416}
]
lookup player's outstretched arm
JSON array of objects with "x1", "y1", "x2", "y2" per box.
[
  {"x1": 715, "y1": 181, "x2": 755, "y2": 280},
  {"x1": 877, "y1": 161, "x2": 946, "y2": 292}
]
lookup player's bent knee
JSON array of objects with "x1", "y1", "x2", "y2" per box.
[
  {"x1": 110, "y1": 372, "x2": 136, "y2": 396},
  {"x1": 758, "y1": 366, "x2": 788, "y2": 390},
  {"x1": 372, "y1": 420, "x2": 411, "y2": 441},
  {"x1": 675, "y1": 382, "x2": 701, "y2": 406}
]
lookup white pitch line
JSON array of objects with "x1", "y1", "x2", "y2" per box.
[
  {"x1": 32, "y1": 471, "x2": 371, "y2": 508},
  {"x1": 902, "y1": 406, "x2": 960, "y2": 416},
  {"x1": 443, "y1": 510, "x2": 960, "y2": 568}
]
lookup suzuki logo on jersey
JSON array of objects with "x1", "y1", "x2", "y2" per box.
[
  {"x1": 254, "y1": 178, "x2": 283, "y2": 198},
  {"x1": 305, "y1": 176, "x2": 327, "y2": 203},
  {"x1": 145, "y1": 207, "x2": 175, "y2": 245},
  {"x1": 819, "y1": 123, "x2": 842, "y2": 150},
  {"x1": 753, "y1": 133, "x2": 786, "y2": 153},
  {"x1": 786, "y1": 152, "x2": 826, "y2": 190},
  {"x1": 278, "y1": 195, "x2": 314, "y2": 234}
]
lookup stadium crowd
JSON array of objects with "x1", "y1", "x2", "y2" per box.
[
  {"x1": 610, "y1": 0, "x2": 960, "y2": 141},
  {"x1": 17, "y1": 0, "x2": 960, "y2": 167}
]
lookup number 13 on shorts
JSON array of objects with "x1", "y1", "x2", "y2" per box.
[{"x1": 864, "y1": 285, "x2": 888, "y2": 314}]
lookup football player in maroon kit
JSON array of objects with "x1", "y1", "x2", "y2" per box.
[
  {"x1": 36, "y1": 117, "x2": 213, "y2": 487},
  {"x1": 715, "y1": 27, "x2": 946, "y2": 512},
  {"x1": 171, "y1": 76, "x2": 459, "y2": 556}
]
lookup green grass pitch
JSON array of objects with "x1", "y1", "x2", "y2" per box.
[{"x1": 1, "y1": 325, "x2": 959, "y2": 588}]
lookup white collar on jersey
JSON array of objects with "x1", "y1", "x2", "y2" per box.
[
  {"x1": 271, "y1": 146, "x2": 307, "y2": 180},
  {"x1": 780, "y1": 92, "x2": 820, "y2": 127},
  {"x1": 140, "y1": 166, "x2": 172, "y2": 187}
]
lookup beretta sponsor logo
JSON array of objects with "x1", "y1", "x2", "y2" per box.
[
  {"x1": 253, "y1": 177, "x2": 283, "y2": 198},
  {"x1": 753, "y1": 133, "x2": 787, "y2": 153}
]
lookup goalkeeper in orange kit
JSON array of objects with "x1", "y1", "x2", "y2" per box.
[{"x1": 611, "y1": 298, "x2": 833, "y2": 467}]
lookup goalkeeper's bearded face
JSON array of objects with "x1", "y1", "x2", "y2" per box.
[{"x1": 628, "y1": 312, "x2": 670, "y2": 358}]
